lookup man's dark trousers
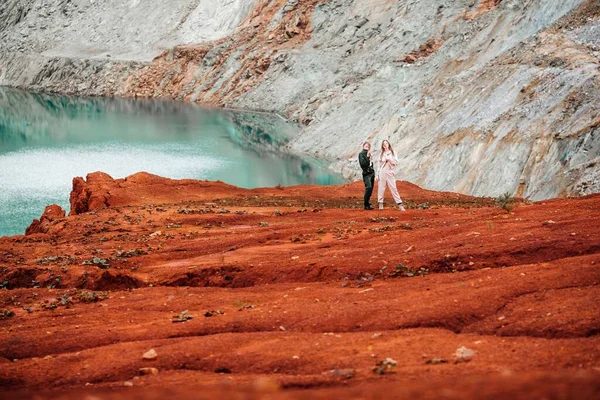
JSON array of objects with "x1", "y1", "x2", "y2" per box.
[{"x1": 363, "y1": 173, "x2": 375, "y2": 208}]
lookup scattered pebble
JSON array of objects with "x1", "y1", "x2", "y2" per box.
[
  {"x1": 142, "y1": 349, "x2": 157, "y2": 360},
  {"x1": 327, "y1": 368, "x2": 355, "y2": 379},
  {"x1": 172, "y1": 310, "x2": 194, "y2": 323},
  {"x1": 204, "y1": 310, "x2": 224, "y2": 317},
  {"x1": 454, "y1": 346, "x2": 476, "y2": 363},
  {"x1": 426, "y1": 358, "x2": 448, "y2": 365},
  {"x1": 373, "y1": 358, "x2": 397, "y2": 375},
  {"x1": 139, "y1": 367, "x2": 159, "y2": 375}
]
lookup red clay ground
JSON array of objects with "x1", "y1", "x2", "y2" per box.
[{"x1": 0, "y1": 172, "x2": 598, "y2": 399}]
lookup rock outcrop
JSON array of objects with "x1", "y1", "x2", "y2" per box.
[
  {"x1": 67, "y1": 171, "x2": 246, "y2": 215},
  {"x1": 1, "y1": 0, "x2": 599, "y2": 199},
  {"x1": 69, "y1": 172, "x2": 114, "y2": 215},
  {"x1": 25, "y1": 204, "x2": 65, "y2": 235}
]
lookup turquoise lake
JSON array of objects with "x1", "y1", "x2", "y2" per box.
[{"x1": 0, "y1": 87, "x2": 343, "y2": 237}]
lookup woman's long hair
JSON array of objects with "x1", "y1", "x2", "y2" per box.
[{"x1": 380, "y1": 140, "x2": 395, "y2": 161}]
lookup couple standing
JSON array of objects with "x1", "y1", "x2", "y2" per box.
[{"x1": 358, "y1": 140, "x2": 406, "y2": 211}]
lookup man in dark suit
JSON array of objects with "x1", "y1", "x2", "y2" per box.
[{"x1": 358, "y1": 142, "x2": 375, "y2": 210}]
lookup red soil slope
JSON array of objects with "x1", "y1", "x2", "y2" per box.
[{"x1": 0, "y1": 172, "x2": 598, "y2": 399}]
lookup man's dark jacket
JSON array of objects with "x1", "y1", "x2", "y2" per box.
[{"x1": 359, "y1": 149, "x2": 374, "y2": 176}]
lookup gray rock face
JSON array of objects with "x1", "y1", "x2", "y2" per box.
[
  {"x1": 0, "y1": 0, "x2": 259, "y2": 61},
  {"x1": 1, "y1": 0, "x2": 599, "y2": 199},
  {"x1": 236, "y1": 0, "x2": 599, "y2": 200},
  {"x1": 0, "y1": 0, "x2": 258, "y2": 94}
]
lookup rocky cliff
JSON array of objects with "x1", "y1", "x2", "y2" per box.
[{"x1": 1, "y1": 0, "x2": 599, "y2": 199}]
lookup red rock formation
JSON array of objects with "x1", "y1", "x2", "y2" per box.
[
  {"x1": 25, "y1": 204, "x2": 66, "y2": 235},
  {"x1": 69, "y1": 171, "x2": 248, "y2": 215},
  {"x1": 69, "y1": 171, "x2": 115, "y2": 215}
]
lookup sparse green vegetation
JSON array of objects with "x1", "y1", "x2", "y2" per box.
[
  {"x1": 233, "y1": 300, "x2": 255, "y2": 311},
  {"x1": 116, "y1": 249, "x2": 147, "y2": 258},
  {"x1": 495, "y1": 192, "x2": 516, "y2": 212},
  {"x1": 82, "y1": 257, "x2": 110, "y2": 269},
  {"x1": 172, "y1": 309, "x2": 194, "y2": 323},
  {"x1": 388, "y1": 264, "x2": 429, "y2": 278},
  {"x1": 373, "y1": 358, "x2": 397, "y2": 375},
  {"x1": 369, "y1": 225, "x2": 394, "y2": 233},
  {"x1": 77, "y1": 290, "x2": 108, "y2": 303}
]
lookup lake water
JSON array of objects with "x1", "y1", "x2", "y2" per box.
[{"x1": 0, "y1": 88, "x2": 343, "y2": 237}]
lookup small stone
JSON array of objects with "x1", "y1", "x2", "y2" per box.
[
  {"x1": 142, "y1": 349, "x2": 157, "y2": 360},
  {"x1": 123, "y1": 381, "x2": 134, "y2": 387},
  {"x1": 139, "y1": 367, "x2": 159, "y2": 375},
  {"x1": 373, "y1": 358, "x2": 397, "y2": 375},
  {"x1": 328, "y1": 368, "x2": 355, "y2": 379},
  {"x1": 279, "y1": 326, "x2": 286, "y2": 331},
  {"x1": 426, "y1": 358, "x2": 448, "y2": 364},
  {"x1": 454, "y1": 346, "x2": 476, "y2": 363}
]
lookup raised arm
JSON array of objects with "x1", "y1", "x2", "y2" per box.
[{"x1": 383, "y1": 151, "x2": 398, "y2": 166}]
